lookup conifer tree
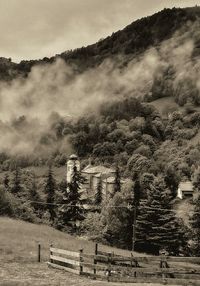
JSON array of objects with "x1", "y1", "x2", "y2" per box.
[
  {"x1": 113, "y1": 165, "x2": 121, "y2": 195},
  {"x1": 130, "y1": 172, "x2": 141, "y2": 251},
  {"x1": 0, "y1": 187, "x2": 13, "y2": 216},
  {"x1": 44, "y1": 166, "x2": 56, "y2": 223},
  {"x1": 192, "y1": 166, "x2": 200, "y2": 189},
  {"x1": 3, "y1": 174, "x2": 10, "y2": 192},
  {"x1": 56, "y1": 180, "x2": 69, "y2": 230},
  {"x1": 103, "y1": 185, "x2": 134, "y2": 249},
  {"x1": 58, "y1": 166, "x2": 85, "y2": 232},
  {"x1": 190, "y1": 194, "x2": 200, "y2": 256},
  {"x1": 136, "y1": 177, "x2": 185, "y2": 255},
  {"x1": 133, "y1": 172, "x2": 141, "y2": 207},
  {"x1": 11, "y1": 167, "x2": 22, "y2": 196},
  {"x1": 164, "y1": 165, "x2": 179, "y2": 198},
  {"x1": 29, "y1": 173, "x2": 42, "y2": 215},
  {"x1": 95, "y1": 178, "x2": 102, "y2": 206}
]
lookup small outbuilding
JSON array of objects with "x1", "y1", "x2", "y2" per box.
[{"x1": 177, "y1": 181, "x2": 194, "y2": 199}]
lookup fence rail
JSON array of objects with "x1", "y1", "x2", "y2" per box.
[
  {"x1": 48, "y1": 244, "x2": 200, "y2": 285},
  {"x1": 50, "y1": 247, "x2": 80, "y2": 258}
]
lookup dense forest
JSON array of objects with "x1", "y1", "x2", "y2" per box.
[
  {"x1": 0, "y1": 7, "x2": 200, "y2": 255},
  {"x1": 1, "y1": 94, "x2": 200, "y2": 254}
]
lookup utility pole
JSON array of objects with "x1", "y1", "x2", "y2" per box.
[{"x1": 132, "y1": 206, "x2": 137, "y2": 251}]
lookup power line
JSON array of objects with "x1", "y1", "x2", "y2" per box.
[
  {"x1": 19, "y1": 200, "x2": 200, "y2": 214},
  {"x1": 25, "y1": 200, "x2": 131, "y2": 208}
]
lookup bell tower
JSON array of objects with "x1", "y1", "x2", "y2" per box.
[{"x1": 66, "y1": 154, "x2": 80, "y2": 183}]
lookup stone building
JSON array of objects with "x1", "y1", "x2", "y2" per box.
[
  {"x1": 66, "y1": 155, "x2": 124, "y2": 202},
  {"x1": 81, "y1": 164, "x2": 117, "y2": 201}
]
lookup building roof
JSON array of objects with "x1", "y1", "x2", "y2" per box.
[
  {"x1": 178, "y1": 181, "x2": 193, "y2": 192},
  {"x1": 82, "y1": 165, "x2": 115, "y2": 175},
  {"x1": 69, "y1": 154, "x2": 78, "y2": 160}
]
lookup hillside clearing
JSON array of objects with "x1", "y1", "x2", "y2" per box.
[
  {"x1": 150, "y1": 96, "x2": 200, "y2": 118},
  {"x1": 189, "y1": 129, "x2": 200, "y2": 146},
  {"x1": 0, "y1": 217, "x2": 167, "y2": 286},
  {"x1": 150, "y1": 97, "x2": 179, "y2": 117}
]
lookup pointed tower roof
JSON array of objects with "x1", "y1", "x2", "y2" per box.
[{"x1": 69, "y1": 154, "x2": 78, "y2": 160}]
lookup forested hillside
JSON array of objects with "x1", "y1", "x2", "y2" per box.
[
  {"x1": 0, "y1": 6, "x2": 200, "y2": 194},
  {"x1": 0, "y1": 7, "x2": 199, "y2": 166},
  {"x1": 1, "y1": 7, "x2": 200, "y2": 78}
]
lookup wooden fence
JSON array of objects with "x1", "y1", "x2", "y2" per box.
[{"x1": 48, "y1": 245, "x2": 200, "y2": 285}]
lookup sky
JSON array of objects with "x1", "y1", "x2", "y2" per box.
[{"x1": 0, "y1": 0, "x2": 199, "y2": 62}]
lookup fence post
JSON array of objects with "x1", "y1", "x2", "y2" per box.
[
  {"x1": 79, "y1": 249, "x2": 83, "y2": 275},
  {"x1": 38, "y1": 242, "x2": 41, "y2": 263},
  {"x1": 94, "y1": 243, "x2": 98, "y2": 279},
  {"x1": 95, "y1": 243, "x2": 98, "y2": 255},
  {"x1": 130, "y1": 253, "x2": 137, "y2": 278},
  {"x1": 50, "y1": 243, "x2": 53, "y2": 263},
  {"x1": 130, "y1": 253, "x2": 133, "y2": 268},
  {"x1": 160, "y1": 252, "x2": 167, "y2": 280},
  {"x1": 107, "y1": 252, "x2": 112, "y2": 282}
]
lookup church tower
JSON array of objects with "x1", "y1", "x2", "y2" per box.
[{"x1": 66, "y1": 154, "x2": 80, "y2": 183}]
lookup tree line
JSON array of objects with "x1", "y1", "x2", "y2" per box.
[{"x1": 1, "y1": 163, "x2": 199, "y2": 256}]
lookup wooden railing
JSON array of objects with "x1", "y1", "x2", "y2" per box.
[
  {"x1": 48, "y1": 245, "x2": 200, "y2": 285},
  {"x1": 48, "y1": 247, "x2": 82, "y2": 275}
]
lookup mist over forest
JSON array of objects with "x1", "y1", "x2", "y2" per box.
[{"x1": 0, "y1": 7, "x2": 200, "y2": 165}]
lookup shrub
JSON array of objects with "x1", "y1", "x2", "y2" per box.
[
  {"x1": 0, "y1": 188, "x2": 14, "y2": 216},
  {"x1": 80, "y1": 212, "x2": 106, "y2": 242}
]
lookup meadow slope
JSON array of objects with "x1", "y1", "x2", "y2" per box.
[{"x1": 0, "y1": 217, "x2": 168, "y2": 286}]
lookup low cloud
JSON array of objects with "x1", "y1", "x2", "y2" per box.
[{"x1": 0, "y1": 20, "x2": 199, "y2": 156}]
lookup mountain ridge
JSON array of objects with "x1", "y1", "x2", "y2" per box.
[{"x1": 1, "y1": 6, "x2": 200, "y2": 81}]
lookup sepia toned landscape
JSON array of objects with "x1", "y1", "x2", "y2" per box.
[{"x1": 0, "y1": 1, "x2": 200, "y2": 285}]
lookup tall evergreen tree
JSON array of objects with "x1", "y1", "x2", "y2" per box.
[
  {"x1": 136, "y1": 177, "x2": 185, "y2": 255},
  {"x1": 29, "y1": 173, "x2": 42, "y2": 216},
  {"x1": 133, "y1": 172, "x2": 141, "y2": 207},
  {"x1": 58, "y1": 166, "x2": 85, "y2": 232},
  {"x1": 0, "y1": 187, "x2": 13, "y2": 216},
  {"x1": 113, "y1": 165, "x2": 121, "y2": 195},
  {"x1": 190, "y1": 194, "x2": 200, "y2": 256},
  {"x1": 164, "y1": 165, "x2": 179, "y2": 198},
  {"x1": 130, "y1": 172, "x2": 141, "y2": 251},
  {"x1": 3, "y1": 174, "x2": 10, "y2": 192},
  {"x1": 44, "y1": 166, "x2": 56, "y2": 223},
  {"x1": 56, "y1": 180, "x2": 69, "y2": 230},
  {"x1": 11, "y1": 167, "x2": 22, "y2": 196},
  {"x1": 192, "y1": 166, "x2": 200, "y2": 189},
  {"x1": 95, "y1": 178, "x2": 102, "y2": 206},
  {"x1": 103, "y1": 186, "x2": 134, "y2": 249}
]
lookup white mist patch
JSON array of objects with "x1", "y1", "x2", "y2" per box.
[
  {"x1": 0, "y1": 52, "x2": 163, "y2": 156},
  {"x1": 0, "y1": 20, "x2": 199, "y2": 156}
]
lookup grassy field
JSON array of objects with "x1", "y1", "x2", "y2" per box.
[
  {"x1": 189, "y1": 129, "x2": 200, "y2": 146},
  {"x1": 150, "y1": 96, "x2": 200, "y2": 117},
  {"x1": 150, "y1": 96, "x2": 179, "y2": 118},
  {"x1": 0, "y1": 217, "x2": 167, "y2": 286}
]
